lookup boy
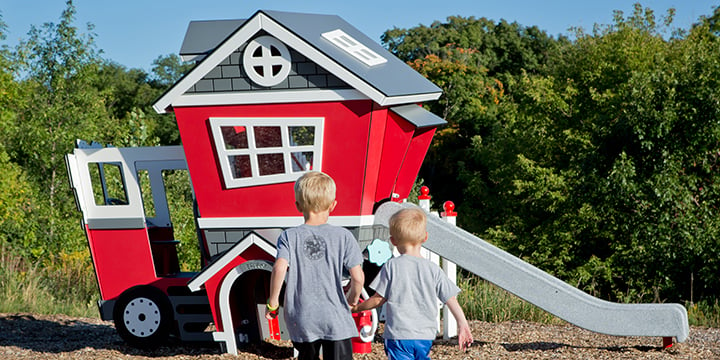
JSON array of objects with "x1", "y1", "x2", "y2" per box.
[
  {"x1": 265, "y1": 171, "x2": 364, "y2": 360},
  {"x1": 352, "y1": 207, "x2": 473, "y2": 360}
]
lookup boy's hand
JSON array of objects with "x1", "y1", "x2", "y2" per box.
[
  {"x1": 457, "y1": 324, "x2": 474, "y2": 351},
  {"x1": 265, "y1": 302, "x2": 279, "y2": 320},
  {"x1": 265, "y1": 308, "x2": 278, "y2": 320}
]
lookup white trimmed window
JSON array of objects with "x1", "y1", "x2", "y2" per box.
[{"x1": 210, "y1": 117, "x2": 323, "y2": 188}]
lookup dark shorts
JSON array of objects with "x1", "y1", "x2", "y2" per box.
[
  {"x1": 384, "y1": 339, "x2": 433, "y2": 360},
  {"x1": 293, "y1": 338, "x2": 353, "y2": 360}
]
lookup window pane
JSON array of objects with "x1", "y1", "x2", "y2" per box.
[
  {"x1": 258, "y1": 153, "x2": 285, "y2": 175},
  {"x1": 89, "y1": 162, "x2": 128, "y2": 206},
  {"x1": 288, "y1": 126, "x2": 315, "y2": 146},
  {"x1": 137, "y1": 169, "x2": 156, "y2": 218},
  {"x1": 221, "y1": 126, "x2": 248, "y2": 149},
  {"x1": 229, "y1": 155, "x2": 252, "y2": 178},
  {"x1": 254, "y1": 126, "x2": 282, "y2": 148},
  {"x1": 291, "y1": 152, "x2": 314, "y2": 172}
]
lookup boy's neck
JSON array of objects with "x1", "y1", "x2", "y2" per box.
[
  {"x1": 304, "y1": 210, "x2": 330, "y2": 225},
  {"x1": 395, "y1": 243, "x2": 424, "y2": 257}
]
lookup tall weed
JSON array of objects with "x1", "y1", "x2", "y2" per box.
[
  {"x1": 458, "y1": 274, "x2": 564, "y2": 324},
  {"x1": 687, "y1": 300, "x2": 720, "y2": 328},
  {"x1": 0, "y1": 243, "x2": 97, "y2": 317}
]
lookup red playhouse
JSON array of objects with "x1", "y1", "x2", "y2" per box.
[{"x1": 66, "y1": 10, "x2": 446, "y2": 355}]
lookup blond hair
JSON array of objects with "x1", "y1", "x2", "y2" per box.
[
  {"x1": 294, "y1": 171, "x2": 336, "y2": 213},
  {"x1": 389, "y1": 207, "x2": 427, "y2": 246}
]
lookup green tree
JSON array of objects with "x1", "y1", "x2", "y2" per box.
[
  {"x1": 7, "y1": 0, "x2": 107, "y2": 258},
  {"x1": 148, "y1": 54, "x2": 195, "y2": 145},
  {"x1": 476, "y1": 4, "x2": 720, "y2": 302},
  {"x1": 382, "y1": 16, "x2": 565, "y2": 205}
]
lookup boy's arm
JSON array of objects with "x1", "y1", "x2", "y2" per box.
[
  {"x1": 351, "y1": 292, "x2": 386, "y2": 313},
  {"x1": 446, "y1": 296, "x2": 474, "y2": 350},
  {"x1": 265, "y1": 258, "x2": 288, "y2": 320},
  {"x1": 345, "y1": 264, "x2": 364, "y2": 307}
]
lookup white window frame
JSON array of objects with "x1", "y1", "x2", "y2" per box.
[{"x1": 209, "y1": 117, "x2": 324, "y2": 188}]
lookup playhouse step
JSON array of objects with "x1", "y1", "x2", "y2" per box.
[{"x1": 170, "y1": 295, "x2": 214, "y2": 342}]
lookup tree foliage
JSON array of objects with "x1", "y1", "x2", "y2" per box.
[
  {"x1": 0, "y1": 1, "x2": 188, "y2": 261},
  {"x1": 398, "y1": 4, "x2": 720, "y2": 303}
]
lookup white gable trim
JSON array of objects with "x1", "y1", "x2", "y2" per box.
[
  {"x1": 154, "y1": 16, "x2": 263, "y2": 113},
  {"x1": 187, "y1": 233, "x2": 276, "y2": 292},
  {"x1": 169, "y1": 89, "x2": 368, "y2": 108}
]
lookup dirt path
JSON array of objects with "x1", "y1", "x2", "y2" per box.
[{"x1": 0, "y1": 313, "x2": 717, "y2": 359}]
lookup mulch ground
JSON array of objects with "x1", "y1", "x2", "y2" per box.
[{"x1": 0, "y1": 313, "x2": 717, "y2": 359}]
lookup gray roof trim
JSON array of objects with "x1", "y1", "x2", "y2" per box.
[{"x1": 390, "y1": 104, "x2": 447, "y2": 129}]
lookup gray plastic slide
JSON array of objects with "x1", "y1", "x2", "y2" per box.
[{"x1": 375, "y1": 202, "x2": 689, "y2": 342}]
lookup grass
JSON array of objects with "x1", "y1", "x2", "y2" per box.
[
  {"x1": 687, "y1": 299, "x2": 720, "y2": 328},
  {"x1": 0, "y1": 243, "x2": 98, "y2": 318},
  {"x1": 2, "y1": 242, "x2": 720, "y2": 329},
  {"x1": 457, "y1": 274, "x2": 564, "y2": 325}
]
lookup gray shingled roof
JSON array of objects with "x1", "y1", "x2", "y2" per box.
[
  {"x1": 259, "y1": 10, "x2": 441, "y2": 98},
  {"x1": 179, "y1": 19, "x2": 247, "y2": 61},
  {"x1": 178, "y1": 10, "x2": 441, "y2": 99}
]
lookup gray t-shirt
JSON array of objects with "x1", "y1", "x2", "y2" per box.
[
  {"x1": 276, "y1": 223, "x2": 364, "y2": 342},
  {"x1": 370, "y1": 254, "x2": 460, "y2": 340}
]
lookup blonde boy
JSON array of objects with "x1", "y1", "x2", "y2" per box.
[
  {"x1": 265, "y1": 171, "x2": 364, "y2": 360},
  {"x1": 353, "y1": 207, "x2": 473, "y2": 360}
]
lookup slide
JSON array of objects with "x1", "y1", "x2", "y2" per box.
[{"x1": 374, "y1": 202, "x2": 689, "y2": 342}]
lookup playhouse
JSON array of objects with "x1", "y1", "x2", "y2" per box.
[{"x1": 66, "y1": 9, "x2": 446, "y2": 354}]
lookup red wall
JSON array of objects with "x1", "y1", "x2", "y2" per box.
[
  {"x1": 174, "y1": 101, "x2": 373, "y2": 218},
  {"x1": 173, "y1": 100, "x2": 432, "y2": 219}
]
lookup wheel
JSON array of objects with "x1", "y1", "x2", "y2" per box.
[{"x1": 113, "y1": 286, "x2": 173, "y2": 348}]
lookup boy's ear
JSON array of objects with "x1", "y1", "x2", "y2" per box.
[
  {"x1": 423, "y1": 232, "x2": 428, "y2": 243},
  {"x1": 389, "y1": 236, "x2": 397, "y2": 246},
  {"x1": 329, "y1": 200, "x2": 338, "y2": 212},
  {"x1": 295, "y1": 201, "x2": 302, "y2": 212}
]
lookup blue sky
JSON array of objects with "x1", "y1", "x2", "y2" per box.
[{"x1": 2, "y1": 1, "x2": 717, "y2": 72}]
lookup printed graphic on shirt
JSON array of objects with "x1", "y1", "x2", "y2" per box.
[{"x1": 303, "y1": 234, "x2": 326, "y2": 260}]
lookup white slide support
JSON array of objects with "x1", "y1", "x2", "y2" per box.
[{"x1": 375, "y1": 202, "x2": 689, "y2": 342}]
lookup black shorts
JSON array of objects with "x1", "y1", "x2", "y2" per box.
[{"x1": 293, "y1": 338, "x2": 353, "y2": 360}]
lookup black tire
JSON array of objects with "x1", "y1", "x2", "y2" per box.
[{"x1": 113, "y1": 286, "x2": 173, "y2": 348}]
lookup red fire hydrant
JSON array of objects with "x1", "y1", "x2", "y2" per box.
[{"x1": 351, "y1": 309, "x2": 373, "y2": 353}]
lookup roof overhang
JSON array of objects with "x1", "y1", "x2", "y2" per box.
[{"x1": 390, "y1": 104, "x2": 447, "y2": 129}]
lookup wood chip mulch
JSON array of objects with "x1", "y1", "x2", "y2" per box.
[{"x1": 0, "y1": 313, "x2": 717, "y2": 359}]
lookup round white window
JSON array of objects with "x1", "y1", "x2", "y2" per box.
[{"x1": 243, "y1": 36, "x2": 292, "y2": 87}]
